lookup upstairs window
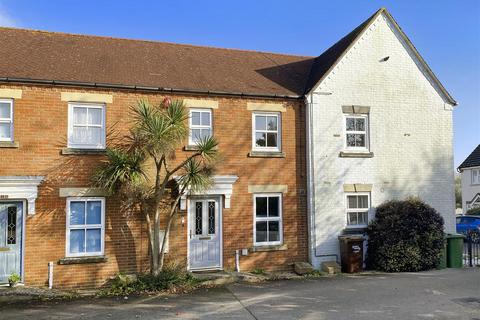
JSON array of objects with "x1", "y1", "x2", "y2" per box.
[
  {"x1": 472, "y1": 169, "x2": 480, "y2": 185},
  {"x1": 0, "y1": 99, "x2": 13, "y2": 142},
  {"x1": 189, "y1": 109, "x2": 212, "y2": 145},
  {"x1": 253, "y1": 112, "x2": 281, "y2": 152},
  {"x1": 68, "y1": 103, "x2": 105, "y2": 149},
  {"x1": 344, "y1": 114, "x2": 369, "y2": 151},
  {"x1": 346, "y1": 193, "x2": 370, "y2": 227}
]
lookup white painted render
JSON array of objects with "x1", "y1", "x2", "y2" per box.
[
  {"x1": 460, "y1": 167, "x2": 480, "y2": 213},
  {"x1": 306, "y1": 12, "x2": 456, "y2": 267}
]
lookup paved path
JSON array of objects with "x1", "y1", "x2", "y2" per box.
[{"x1": 0, "y1": 269, "x2": 479, "y2": 320}]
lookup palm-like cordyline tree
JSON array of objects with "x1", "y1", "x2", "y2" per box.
[{"x1": 93, "y1": 99, "x2": 219, "y2": 275}]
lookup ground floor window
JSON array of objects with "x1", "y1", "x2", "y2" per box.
[
  {"x1": 253, "y1": 193, "x2": 283, "y2": 246},
  {"x1": 66, "y1": 198, "x2": 105, "y2": 256},
  {"x1": 345, "y1": 193, "x2": 370, "y2": 227}
]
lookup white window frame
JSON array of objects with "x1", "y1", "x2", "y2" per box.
[
  {"x1": 345, "y1": 193, "x2": 370, "y2": 228},
  {"x1": 471, "y1": 168, "x2": 480, "y2": 185},
  {"x1": 343, "y1": 113, "x2": 369, "y2": 152},
  {"x1": 0, "y1": 98, "x2": 14, "y2": 142},
  {"x1": 67, "y1": 102, "x2": 106, "y2": 149},
  {"x1": 188, "y1": 108, "x2": 212, "y2": 145},
  {"x1": 253, "y1": 193, "x2": 283, "y2": 246},
  {"x1": 252, "y1": 112, "x2": 281, "y2": 152},
  {"x1": 66, "y1": 197, "x2": 105, "y2": 257}
]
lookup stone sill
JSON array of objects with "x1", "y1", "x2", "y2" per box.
[
  {"x1": 184, "y1": 145, "x2": 200, "y2": 151},
  {"x1": 342, "y1": 227, "x2": 367, "y2": 235},
  {"x1": 251, "y1": 244, "x2": 288, "y2": 252},
  {"x1": 0, "y1": 141, "x2": 19, "y2": 148},
  {"x1": 248, "y1": 151, "x2": 285, "y2": 158},
  {"x1": 339, "y1": 151, "x2": 374, "y2": 158},
  {"x1": 58, "y1": 256, "x2": 108, "y2": 265},
  {"x1": 183, "y1": 145, "x2": 219, "y2": 151},
  {"x1": 61, "y1": 148, "x2": 107, "y2": 155}
]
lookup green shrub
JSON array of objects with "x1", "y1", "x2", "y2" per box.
[
  {"x1": 251, "y1": 268, "x2": 266, "y2": 275},
  {"x1": 8, "y1": 273, "x2": 21, "y2": 284},
  {"x1": 467, "y1": 207, "x2": 480, "y2": 215},
  {"x1": 101, "y1": 262, "x2": 200, "y2": 296},
  {"x1": 366, "y1": 198, "x2": 445, "y2": 272}
]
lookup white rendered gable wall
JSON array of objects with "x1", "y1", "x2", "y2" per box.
[{"x1": 308, "y1": 13, "x2": 455, "y2": 267}]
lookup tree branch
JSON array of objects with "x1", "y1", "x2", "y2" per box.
[{"x1": 165, "y1": 152, "x2": 201, "y2": 178}]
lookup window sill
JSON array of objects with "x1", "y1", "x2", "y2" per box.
[
  {"x1": 184, "y1": 145, "x2": 200, "y2": 151},
  {"x1": 184, "y1": 145, "x2": 219, "y2": 151},
  {"x1": 251, "y1": 244, "x2": 287, "y2": 252},
  {"x1": 343, "y1": 227, "x2": 367, "y2": 234},
  {"x1": 61, "y1": 148, "x2": 106, "y2": 155},
  {"x1": 339, "y1": 151, "x2": 374, "y2": 158},
  {"x1": 58, "y1": 255, "x2": 108, "y2": 265},
  {"x1": 0, "y1": 141, "x2": 19, "y2": 148},
  {"x1": 248, "y1": 151, "x2": 285, "y2": 158}
]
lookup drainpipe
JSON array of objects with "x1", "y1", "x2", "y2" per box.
[{"x1": 305, "y1": 93, "x2": 316, "y2": 264}]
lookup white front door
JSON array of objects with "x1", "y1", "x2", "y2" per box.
[
  {"x1": 0, "y1": 202, "x2": 23, "y2": 283},
  {"x1": 188, "y1": 198, "x2": 222, "y2": 270}
]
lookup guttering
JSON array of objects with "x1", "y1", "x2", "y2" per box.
[{"x1": 0, "y1": 77, "x2": 302, "y2": 100}]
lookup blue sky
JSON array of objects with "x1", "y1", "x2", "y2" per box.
[{"x1": 0, "y1": 0, "x2": 478, "y2": 168}]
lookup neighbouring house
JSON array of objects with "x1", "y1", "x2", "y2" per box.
[
  {"x1": 0, "y1": 23, "x2": 310, "y2": 289},
  {"x1": 0, "y1": 7, "x2": 456, "y2": 289},
  {"x1": 304, "y1": 9, "x2": 457, "y2": 267},
  {"x1": 458, "y1": 145, "x2": 480, "y2": 213}
]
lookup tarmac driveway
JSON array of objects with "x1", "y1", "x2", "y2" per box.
[{"x1": 0, "y1": 268, "x2": 479, "y2": 320}]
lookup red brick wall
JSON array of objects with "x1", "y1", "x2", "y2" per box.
[{"x1": 0, "y1": 84, "x2": 307, "y2": 288}]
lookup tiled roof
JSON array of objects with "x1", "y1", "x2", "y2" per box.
[
  {"x1": 459, "y1": 145, "x2": 480, "y2": 170},
  {"x1": 0, "y1": 27, "x2": 314, "y2": 98},
  {"x1": 0, "y1": 7, "x2": 455, "y2": 105}
]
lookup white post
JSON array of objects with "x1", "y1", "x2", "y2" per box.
[
  {"x1": 48, "y1": 262, "x2": 53, "y2": 289},
  {"x1": 235, "y1": 250, "x2": 240, "y2": 272}
]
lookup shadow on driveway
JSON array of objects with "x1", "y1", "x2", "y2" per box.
[{"x1": 0, "y1": 269, "x2": 479, "y2": 320}]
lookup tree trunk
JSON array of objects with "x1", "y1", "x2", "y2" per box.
[
  {"x1": 144, "y1": 207, "x2": 155, "y2": 273},
  {"x1": 158, "y1": 195, "x2": 182, "y2": 271},
  {"x1": 158, "y1": 200, "x2": 178, "y2": 271},
  {"x1": 152, "y1": 205, "x2": 161, "y2": 275},
  {"x1": 158, "y1": 210, "x2": 174, "y2": 272}
]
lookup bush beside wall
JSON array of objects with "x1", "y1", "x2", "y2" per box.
[{"x1": 366, "y1": 198, "x2": 445, "y2": 272}]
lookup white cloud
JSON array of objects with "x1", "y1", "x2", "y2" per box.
[{"x1": 0, "y1": 4, "x2": 17, "y2": 27}]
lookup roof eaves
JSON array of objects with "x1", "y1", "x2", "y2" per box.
[{"x1": 0, "y1": 77, "x2": 302, "y2": 100}]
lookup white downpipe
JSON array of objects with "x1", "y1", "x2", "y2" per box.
[
  {"x1": 235, "y1": 250, "x2": 240, "y2": 272},
  {"x1": 305, "y1": 94, "x2": 316, "y2": 264},
  {"x1": 48, "y1": 262, "x2": 53, "y2": 289}
]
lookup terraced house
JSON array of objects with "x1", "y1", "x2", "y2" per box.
[{"x1": 0, "y1": 8, "x2": 456, "y2": 288}]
